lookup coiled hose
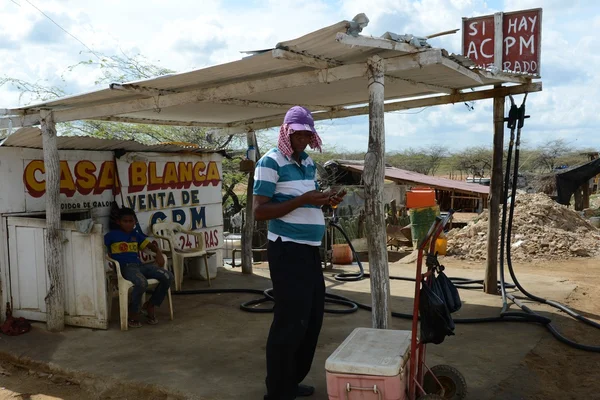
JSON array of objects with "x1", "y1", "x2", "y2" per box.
[{"x1": 499, "y1": 97, "x2": 600, "y2": 352}]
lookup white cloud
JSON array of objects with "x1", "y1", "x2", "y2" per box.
[{"x1": 0, "y1": 0, "x2": 598, "y2": 153}]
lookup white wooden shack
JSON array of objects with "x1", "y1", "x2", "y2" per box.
[
  {"x1": 0, "y1": 128, "x2": 223, "y2": 329},
  {"x1": 0, "y1": 15, "x2": 541, "y2": 331}
]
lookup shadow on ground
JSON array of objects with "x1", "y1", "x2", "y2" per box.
[{"x1": 0, "y1": 263, "x2": 589, "y2": 400}]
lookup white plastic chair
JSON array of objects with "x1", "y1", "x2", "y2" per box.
[
  {"x1": 106, "y1": 252, "x2": 174, "y2": 331},
  {"x1": 152, "y1": 222, "x2": 211, "y2": 291}
]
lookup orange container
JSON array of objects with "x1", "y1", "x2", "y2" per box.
[
  {"x1": 406, "y1": 187, "x2": 436, "y2": 209},
  {"x1": 435, "y1": 233, "x2": 447, "y2": 256},
  {"x1": 332, "y1": 244, "x2": 353, "y2": 264}
]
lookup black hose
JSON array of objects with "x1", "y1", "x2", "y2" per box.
[
  {"x1": 499, "y1": 101, "x2": 519, "y2": 310},
  {"x1": 173, "y1": 288, "x2": 359, "y2": 314},
  {"x1": 173, "y1": 284, "x2": 546, "y2": 325},
  {"x1": 173, "y1": 114, "x2": 599, "y2": 350},
  {"x1": 500, "y1": 97, "x2": 600, "y2": 352}
]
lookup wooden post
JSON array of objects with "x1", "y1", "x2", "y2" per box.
[
  {"x1": 364, "y1": 56, "x2": 391, "y2": 329},
  {"x1": 390, "y1": 200, "x2": 398, "y2": 225},
  {"x1": 574, "y1": 187, "x2": 584, "y2": 211},
  {"x1": 582, "y1": 181, "x2": 590, "y2": 210},
  {"x1": 241, "y1": 130, "x2": 256, "y2": 274},
  {"x1": 41, "y1": 110, "x2": 65, "y2": 332},
  {"x1": 449, "y1": 190, "x2": 455, "y2": 230},
  {"x1": 485, "y1": 91, "x2": 505, "y2": 294}
]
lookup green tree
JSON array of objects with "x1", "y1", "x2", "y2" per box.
[
  {"x1": 453, "y1": 147, "x2": 493, "y2": 178},
  {"x1": 1, "y1": 52, "x2": 257, "y2": 207},
  {"x1": 534, "y1": 139, "x2": 571, "y2": 172}
]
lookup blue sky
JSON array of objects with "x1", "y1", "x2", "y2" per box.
[{"x1": 1, "y1": 0, "x2": 599, "y2": 152}]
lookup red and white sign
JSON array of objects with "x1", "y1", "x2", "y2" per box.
[{"x1": 462, "y1": 8, "x2": 542, "y2": 75}]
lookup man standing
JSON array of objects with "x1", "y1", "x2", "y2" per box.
[{"x1": 253, "y1": 106, "x2": 345, "y2": 400}]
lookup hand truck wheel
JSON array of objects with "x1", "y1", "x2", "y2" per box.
[{"x1": 423, "y1": 364, "x2": 468, "y2": 400}]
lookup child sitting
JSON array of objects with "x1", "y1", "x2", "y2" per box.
[{"x1": 105, "y1": 207, "x2": 174, "y2": 328}]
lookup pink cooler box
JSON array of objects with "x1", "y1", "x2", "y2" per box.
[{"x1": 325, "y1": 328, "x2": 411, "y2": 400}]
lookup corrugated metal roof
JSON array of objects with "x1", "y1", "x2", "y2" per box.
[
  {"x1": 339, "y1": 163, "x2": 489, "y2": 195},
  {"x1": 0, "y1": 127, "x2": 221, "y2": 154},
  {"x1": 2, "y1": 17, "x2": 537, "y2": 133}
]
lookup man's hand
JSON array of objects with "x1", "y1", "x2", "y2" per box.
[
  {"x1": 301, "y1": 190, "x2": 332, "y2": 206},
  {"x1": 329, "y1": 188, "x2": 347, "y2": 207}
]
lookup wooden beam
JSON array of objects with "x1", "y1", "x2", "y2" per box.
[
  {"x1": 336, "y1": 32, "x2": 419, "y2": 54},
  {"x1": 450, "y1": 190, "x2": 455, "y2": 229},
  {"x1": 478, "y1": 70, "x2": 532, "y2": 84},
  {"x1": 40, "y1": 110, "x2": 65, "y2": 332},
  {"x1": 271, "y1": 49, "x2": 340, "y2": 69},
  {"x1": 485, "y1": 87, "x2": 505, "y2": 295},
  {"x1": 441, "y1": 57, "x2": 484, "y2": 84},
  {"x1": 494, "y1": 13, "x2": 504, "y2": 71},
  {"x1": 364, "y1": 55, "x2": 390, "y2": 329},
  {"x1": 385, "y1": 50, "x2": 443, "y2": 72},
  {"x1": 109, "y1": 83, "x2": 181, "y2": 96},
  {"x1": 583, "y1": 180, "x2": 591, "y2": 209},
  {"x1": 242, "y1": 130, "x2": 257, "y2": 275},
  {"x1": 209, "y1": 82, "x2": 542, "y2": 135},
  {"x1": 384, "y1": 74, "x2": 454, "y2": 95},
  {"x1": 211, "y1": 98, "x2": 335, "y2": 111},
  {"x1": 97, "y1": 116, "x2": 231, "y2": 127},
  {"x1": 0, "y1": 114, "x2": 41, "y2": 129}
]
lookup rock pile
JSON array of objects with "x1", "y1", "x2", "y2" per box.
[{"x1": 447, "y1": 193, "x2": 600, "y2": 260}]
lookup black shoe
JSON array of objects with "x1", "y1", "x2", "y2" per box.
[{"x1": 297, "y1": 384, "x2": 315, "y2": 397}]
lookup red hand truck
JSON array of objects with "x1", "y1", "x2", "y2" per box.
[{"x1": 407, "y1": 211, "x2": 467, "y2": 400}]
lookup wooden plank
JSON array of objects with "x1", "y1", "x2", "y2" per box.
[
  {"x1": 450, "y1": 190, "x2": 455, "y2": 229},
  {"x1": 478, "y1": 70, "x2": 532, "y2": 84},
  {"x1": 213, "y1": 98, "x2": 333, "y2": 111},
  {"x1": 0, "y1": 114, "x2": 41, "y2": 129},
  {"x1": 271, "y1": 49, "x2": 340, "y2": 69},
  {"x1": 494, "y1": 12, "x2": 504, "y2": 70},
  {"x1": 583, "y1": 180, "x2": 590, "y2": 209},
  {"x1": 97, "y1": 116, "x2": 230, "y2": 127},
  {"x1": 336, "y1": 32, "x2": 419, "y2": 54},
  {"x1": 440, "y1": 57, "x2": 484, "y2": 84},
  {"x1": 385, "y1": 50, "x2": 443, "y2": 72},
  {"x1": 41, "y1": 110, "x2": 65, "y2": 332},
  {"x1": 384, "y1": 74, "x2": 454, "y2": 95},
  {"x1": 242, "y1": 130, "x2": 257, "y2": 274},
  {"x1": 209, "y1": 82, "x2": 542, "y2": 135},
  {"x1": 0, "y1": 217, "x2": 9, "y2": 321},
  {"x1": 364, "y1": 56, "x2": 391, "y2": 329},
  {"x1": 485, "y1": 89, "x2": 504, "y2": 295}
]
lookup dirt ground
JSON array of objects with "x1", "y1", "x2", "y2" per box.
[
  {"x1": 485, "y1": 257, "x2": 600, "y2": 400},
  {"x1": 0, "y1": 256, "x2": 599, "y2": 399},
  {"x1": 0, "y1": 361, "x2": 82, "y2": 400}
]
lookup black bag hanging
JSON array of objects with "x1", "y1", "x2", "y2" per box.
[
  {"x1": 435, "y1": 269, "x2": 462, "y2": 313},
  {"x1": 419, "y1": 282, "x2": 455, "y2": 345}
]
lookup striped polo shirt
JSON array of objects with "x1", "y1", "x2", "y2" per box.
[{"x1": 253, "y1": 148, "x2": 325, "y2": 246}]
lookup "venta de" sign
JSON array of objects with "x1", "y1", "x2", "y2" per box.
[{"x1": 462, "y1": 8, "x2": 542, "y2": 76}]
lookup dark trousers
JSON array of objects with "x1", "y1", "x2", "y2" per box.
[
  {"x1": 265, "y1": 239, "x2": 325, "y2": 400},
  {"x1": 120, "y1": 263, "x2": 174, "y2": 314}
]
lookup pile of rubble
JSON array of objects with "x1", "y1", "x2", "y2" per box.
[{"x1": 447, "y1": 193, "x2": 600, "y2": 260}]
